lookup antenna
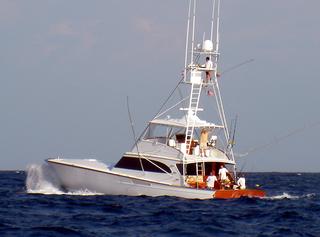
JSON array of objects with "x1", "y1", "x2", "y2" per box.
[
  {"x1": 210, "y1": 0, "x2": 216, "y2": 42},
  {"x1": 202, "y1": 32, "x2": 205, "y2": 45},
  {"x1": 215, "y1": 0, "x2": 221, "y2": 52}
]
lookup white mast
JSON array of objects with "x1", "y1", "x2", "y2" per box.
[
  {"x1": 210, "y1": 0, "x2": 216, "y2": 42},
  {"x1": 184, "y1": 0, "x2": 192, "y2": 81},
  {"x1": 215, "y1": 0, "x2": 221, "y2": 52},
  {"x1": 190, "y1": 0, "x2": 197, "y2": 65}
]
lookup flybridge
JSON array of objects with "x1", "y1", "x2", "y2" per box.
[{"x1": 149, "y1": 115, "x2": 224, "y2": 129}]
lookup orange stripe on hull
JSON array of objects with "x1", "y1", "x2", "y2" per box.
[{"x1": 214, "y1": 189, "x2": 266, "y2": 199}]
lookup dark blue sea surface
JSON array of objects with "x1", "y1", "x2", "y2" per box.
[{"x1": 1, "y1": 170, "x2": 320, "y2": 237}]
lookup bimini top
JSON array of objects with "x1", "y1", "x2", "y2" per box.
[{"x1": 150, "y1": 114, "x2": 223, "y2": 129}]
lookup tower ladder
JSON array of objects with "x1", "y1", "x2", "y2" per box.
[{"x1": 185, "y1": 76, "x2": 203, "y2": 154}]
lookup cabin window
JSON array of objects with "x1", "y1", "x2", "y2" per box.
[
  {"x1": 176, "y1": 162, "x2": 216, "y2": 176},
  {"x1": 176, "y1": 163, "x2": 197, "y2": 175},
  {"x1": 186, "y1": 163, "x2": 197, "y2": 175},
  {"x1": 145, "y1": 124, "x2": 169, "y2": 140},
  {"x1": 145, "y1": 124, "x2": 185, "y2": 142},
  {"x1": 115, "y1": 156, "x2": 143, "y2": 171},
  {"x1": 115, "y1": 157, "x2": 171, "y2": 173},
  {"x1": 176, "y1": 164, "x2": 183, "y2": 174},
  {"x1": 142, "y1": 159, "x2": 171, "y2": 173}
]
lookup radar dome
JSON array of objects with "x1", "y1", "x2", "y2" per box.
[{"x1": 202, "y1": 40, "x2": 213, "y2": 51}]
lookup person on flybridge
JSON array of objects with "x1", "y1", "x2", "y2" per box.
[{"x1": 203, "y1": 56, "x2": 213, "y2": 83}]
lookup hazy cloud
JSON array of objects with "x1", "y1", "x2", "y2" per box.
[
  {"x1": 131, "y1": 16, "x2": 183, "y2": 57},
  {"x1": 49, "y1": 22, "x2": 76, "y2": 37},
  {"x1": 133, "y1": 17, "x2": 154, "y2": 33},
  {"x1": 35, "y1": 21, "x2": 99, "y2": 59},
  {"x1": 0, "y1": 0, "x2": 19, "y2": 25}
]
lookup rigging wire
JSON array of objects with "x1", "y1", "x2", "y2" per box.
[
  {"x1": 127, "y1": 96, "x2": 174, "y2": 176},
  {"x1": 126, "y1": 96, "x2": 144, "y2": 172},
  {"x1": 153, "y1": 77, "x2": 185, "y2": 120},
  {"x1": 154, "y1": 96, "x2": 189, "y2": 119},
  {"x1": 134, "y1": 74, "x2": 186, "y2": 148}
]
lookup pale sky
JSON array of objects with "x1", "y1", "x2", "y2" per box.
[{"x1": 1, "y1": 0, "x2": 319, "y2": 171}]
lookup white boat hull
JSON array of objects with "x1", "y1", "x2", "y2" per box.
[{"x1": 47, "y1": 159, "x2": 215, "y2": 199}]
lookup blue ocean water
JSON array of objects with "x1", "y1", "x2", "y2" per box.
[{"x1": 0, "y1": 168, "x2": 319, "y2": 237}]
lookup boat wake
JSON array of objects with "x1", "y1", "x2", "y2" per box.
[
  {"x1": 26, "y1": 164, "x2": 103, "y2": 196},
  {"x1": 263, "y1": 192, "x2": 316, "y2": 200}
]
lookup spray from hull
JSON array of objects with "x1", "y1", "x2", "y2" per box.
[{"x1": 26, "y1": 164, "x2": 102, "y2": 196}]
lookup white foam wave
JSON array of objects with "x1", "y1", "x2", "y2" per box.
[
  {"x1": 65, "y1": 189, "x2": 104, "y2": 196},
  {"x1": 26, "y1": 163, "x2": 63, "y2": 194},
  {"x1": 26, "y1": 164, "x2": 103, "y2": 196},
  {"x1": 263, "y1": 192, "x2": 316, "y2": 200}
]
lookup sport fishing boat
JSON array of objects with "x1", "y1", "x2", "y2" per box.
[{"x1": 46, "y1": 0, "x2": 265, "y2": 199}]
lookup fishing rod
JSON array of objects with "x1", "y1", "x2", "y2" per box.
[
  {"x1": 235, "y1": 120, "x2": 320, "y2": 158},
  {"x1": 205, "y1": 58, "x2": 254, "y2": 95},
  {"x1": 228, "y1": 115, "x2": 238, "y2": 149},
  {"x1": 225, "y1": 115, "x2": 237, "y2": 157},
  {"x1": 220, "y1": 58, "x2": 254, "y2": 77}
]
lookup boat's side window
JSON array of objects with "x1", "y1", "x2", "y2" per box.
[
  {"x1": 142, "y1": 159, "x2": 171, "y2": 173},
  {"x1": 176, "y1": 163, "x2": 197, "y2": 175},
  {"x1": 115, "y1": 157, "x2": 171, "y2": 173},
  {"x1": 114, "y1": 157, "x2": 142, "y2": 170},
  {"x1": 176, "y1": 164, "x2": 183, "y2": 175}
]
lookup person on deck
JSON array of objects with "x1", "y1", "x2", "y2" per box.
[
  {"x1": 237, "y1": 175, "x2": 246, "y2": 190},
  {"x1": 206, "y1": 172, "x2": 218, "y2": 190},
  {"x1": 218, "y1": 164, "x2": 230, "y2": 188}
]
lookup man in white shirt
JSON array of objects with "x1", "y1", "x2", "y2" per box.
[
  {"x1": 218, "y1": 164, "x2": 230, "y2": 189},
  {"x1": 206, "y1": 172, "x2": 218, "y2": 189},
  {"x1": 218, "y1": 164, "x2": 229, "y2": 181},
  {"x1": 237, "y1": 176, "x2": 246, "y2": 190}
]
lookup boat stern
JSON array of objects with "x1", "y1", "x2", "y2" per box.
[{"x1": 214, "y1": 189, "x2": 266, "y2": 199}]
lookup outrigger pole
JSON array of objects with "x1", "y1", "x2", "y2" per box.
[
  {"x1": 212, "y1": 0, "x2": 237, "y2": 179},
  {"x1": 182, "y1": 0, "x2": 192, "y2": 184},
  {"x1": 191, "y1": 0, "x2": 197, "y2": 65}
]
